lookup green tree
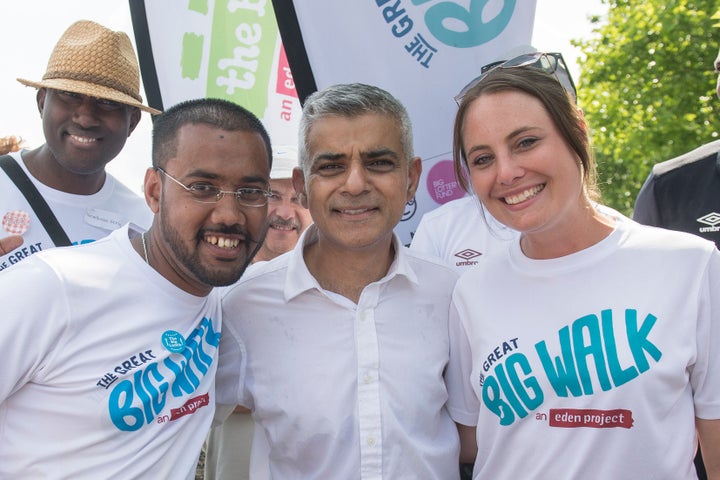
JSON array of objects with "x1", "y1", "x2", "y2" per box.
[{"x1": 575, "y1": 0, "x2": 720, "y2": 215}]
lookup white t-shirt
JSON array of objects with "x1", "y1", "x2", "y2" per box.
[
  {"x1": 0, "y1": 226, "x2": 221, "y2": 479},
  {"x1": 446, "y1": 212, "x2": 720, "y2": 479},
  {"x1": 410, "y1": 196, "x2": 517, "y2": 273},
  {"x1": 216, "y1": 225, "x2": 461, "y2": 479},
  {"x1": 0, "y1": 150, "x2": 152, "y2": 270}
]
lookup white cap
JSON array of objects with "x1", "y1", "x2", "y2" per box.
[{"x1": 270, "y1": 145, "x2": 299, "y2": 179}]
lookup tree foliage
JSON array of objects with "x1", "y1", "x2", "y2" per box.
[{"x1": 575, "y1": 0, "x2": 720, "y2": 215}]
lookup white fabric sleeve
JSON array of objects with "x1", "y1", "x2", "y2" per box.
[
  {"x1": 214, "y1": 315, "x2": 247, "y2": 407},
  {"x1": 0, "y1": 258, "x2": 69, "y2": 402},
  {"x1": 446, "y1": 295, "x2": 480, "y2": 426},
  {"x1": 692, "y1": 247, "x2": 720, "y2": 419}
]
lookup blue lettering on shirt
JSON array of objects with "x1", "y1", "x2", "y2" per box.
[
  {"x1": 107, "y1": 316, "x2": 221, "y2": 431},
  {"x1": 481, "y1": 309, "x2": 662, "y2": 426}
]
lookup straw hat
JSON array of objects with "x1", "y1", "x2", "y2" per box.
[
  {"x1": 17, "y1": 20, "x2": 161, "y2": 115},
  {"x1": 271, "y1": 145, "x2": 299, "y2": 179}
]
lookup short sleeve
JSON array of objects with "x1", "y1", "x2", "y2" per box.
[
  {"x1": 446, "y1": 296, "x2": 480, "y2": 426},
  {"x1": 691, "y1": 248, "x2": 720, "y2": 419}
]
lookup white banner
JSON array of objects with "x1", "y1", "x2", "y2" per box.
[
  {"x1": 132, "y1": 0, "x2": 536, "y2": 245},
  {"x1": 131, "y1": 0, "x2": 301, "y2": 147},
  {"x1": 283, "y1": 0, "x2": 536, "y2": 244}
]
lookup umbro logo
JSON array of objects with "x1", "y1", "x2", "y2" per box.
[
  {"x1": 698, "y1": 212, "x2": 720, "y2": 233},
  {"x1": 697, "y1": 212, "x2": 720, "y2": 227},
  {"x1": 455, "y1": 249, "x2": 481, "y2": 260},
  {"x1": 454, "y1": 249, "x2": 481, "y2": 267}
]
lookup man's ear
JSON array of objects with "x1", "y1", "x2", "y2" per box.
[
  {"x1": 406, "y1": 156, "x2": 422, "y2": 202},
  {"x1": 292, "y1": 167, "x2": 309, "y2": 208},
  {"x1": 36, "y1": 88, "x2": 47, "y2": 116},
  {"x1": 127, "y1": 107, "x2": 142, "y2": 136},
  {"x1": 144, "y1": 167, "x2": 162, "y2": 214}
]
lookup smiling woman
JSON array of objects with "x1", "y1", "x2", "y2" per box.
[
  {"x1": 454, "y1": 66, "x2": 605, "y2": 259},
  {"x1": 445, "y1": 51, "x2": 720, "y2": 480}
]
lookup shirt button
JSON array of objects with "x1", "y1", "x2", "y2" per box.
[
  {"x1": 363, "y1": 373, "x2": 372, "y2": 384},
  {"x1": 359, "y1": 312, "x2": 366, "y2": 322},
  {"x1": 367, "y1": 436, "x2": 376, "y2": 447}
]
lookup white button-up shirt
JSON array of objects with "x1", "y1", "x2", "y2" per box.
[{"x1": 217, "y1": 225, "x2": 460, "y2": 479}]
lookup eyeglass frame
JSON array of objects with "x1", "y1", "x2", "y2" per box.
[
  {"x1": 155, "y1": 167, "x2": 272, "y2": 207},
  {"x1": 267, "y1": 189, "x2": 303, "y2": 205},
  {"x1": 454, "y1": 52, "x2": 577, "y2": 105}
]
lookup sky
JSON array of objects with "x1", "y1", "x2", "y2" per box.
[{"x1": 0, "y1": 0, "x2": 607, "y2": 194}]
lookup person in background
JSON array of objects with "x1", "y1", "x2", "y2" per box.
[
  {"x1": 0, "y1": 98, "x2": 272, "y2": 479},
  {"x1": 0, "y1": 20, "x2": 157, "y2": 271},
  {"x1": 0, "y1": 136, "x2": 25, "y2": 254},
  {"x1": 204, "y1": 145, "x2": 312, "y2": 480},
  {"x1": 0, "y1": 135, "x2": 23, "y2": 156},
  {"x1": 410, "y1": 194, "x2": 516, "y2": 273},
  {"x1": 633, "y1": 48, "x2": 720, "y2": 250},
  {"x1": 447, "y1": 53, "x2": 720, "y2": 479},
  {"x1": 252, "y1": 145, "x2": 314, "y2": 263},
  {"x1": 216, "y1": 83, "x2": 462, "y2": 478},
  {"x1": 632, "y1": 45, "x2": 720, "y2": 480}
]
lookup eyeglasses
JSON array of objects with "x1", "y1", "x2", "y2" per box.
[
  {"x1": 267, "y1": 191, "x2": 302, "y2": 205},
  {"x1": 156, "y1": 167, "x2": 271, "y2": 207},
  {"x1": 454, "y1": 52, "x2": 577, "y2": 105}
]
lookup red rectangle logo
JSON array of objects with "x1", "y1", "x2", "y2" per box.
[
  {"x1": 169, "y1": 393, "x2": 210, "y2": 421},
  {"x1": 549, "y1": 408, "x2": 633, "y2": 429}
]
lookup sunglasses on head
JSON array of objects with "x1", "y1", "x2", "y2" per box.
[{"x1": 454, "y1": 52, "x2": 577, "y2": 105}]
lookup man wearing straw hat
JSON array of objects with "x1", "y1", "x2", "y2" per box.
[{"x1": 0, "y1": 20, "x2": 158, "y2": 271}]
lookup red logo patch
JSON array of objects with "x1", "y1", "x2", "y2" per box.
[
  {"x1": 549, "y1": 408, "x2": 634, "y2": 429},
  {"x1": 169, "y1": 393, "x2": 210, "y2": 421}
]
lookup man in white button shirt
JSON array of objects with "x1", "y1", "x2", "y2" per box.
[{"x1": 216, "y1": 83, "x2": 461, "y2": 479}]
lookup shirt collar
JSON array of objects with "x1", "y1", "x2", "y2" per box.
[{"x1": 284, "y1": 224, "x2": 418, "y2": 301}]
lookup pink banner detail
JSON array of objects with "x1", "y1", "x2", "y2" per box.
[{"x1": 275, "y1": 45, "x2": 298, "y2": 98}]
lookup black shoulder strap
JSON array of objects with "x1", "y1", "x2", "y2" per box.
[{"x1": 0, "y1": 154, "x2": 72, "y2": 247}]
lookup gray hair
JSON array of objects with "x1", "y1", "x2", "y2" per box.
[{"x1": 298, "y1": 83, "x2": 414, "y2": 172}]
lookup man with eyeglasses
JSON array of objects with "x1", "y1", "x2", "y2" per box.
[
  {"x1": 204, "y1": 145, "x2": 312, "y2": 480},
  {"x1": 633, "y1": 46, "x2": 720, "y2": 480},
  {"x1": 0, "y1": 98, "x2": 272, "y2": 479},
  {"x1": 0, "y1": 20, "x2": 158, "y2": 271}
]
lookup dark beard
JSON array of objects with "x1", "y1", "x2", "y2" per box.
[{"x1": 159, "y1": 209, "x2": 267, "y2": 287}]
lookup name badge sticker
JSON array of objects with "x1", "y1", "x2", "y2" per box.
[
  {"x1": 2, "y1": 210, "x2": 31, "y2": 235},
  {"x1": 84, "y1": 208, "x2": 126, "y2": 231}
]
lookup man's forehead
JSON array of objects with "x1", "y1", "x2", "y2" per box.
[
  {"x1": 307, "y1": 114, "x2": 402, "y2": 152},
  {"x1": 310, "y1": 145, "x2": 401, "y2": 162},
  {"x1": 269, "y1": 177, "x2": 294, "y2": 189},
  {"x1": 46, "y1": 88, "x2": 127, "y2": 106}
]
